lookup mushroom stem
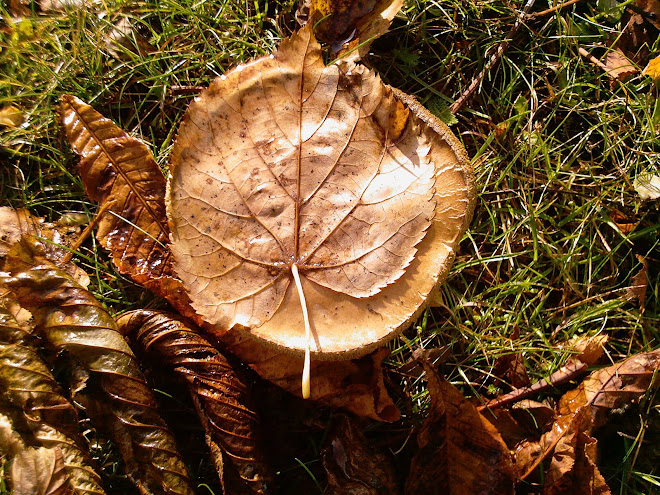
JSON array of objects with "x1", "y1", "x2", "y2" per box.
[{"x1": 291, "y1": 264, "x2": 311, "y2": 399}]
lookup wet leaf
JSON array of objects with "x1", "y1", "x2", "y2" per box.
[
  {"x1": 404, "y1": 363, "x2": 515, "y2": 495},
  {"x1": 117, "y1": 310, "x2": 274, "y2": 495},
  {"x1": 10, "y1": 446, "x2": 73, "y2": 495},
  {"x1": 221, "y1": 330, "x2": 400, "y2": 421},
  {"x1": 169, "y1": 25, "x2": 474, "y2": 362},
  {"x1": 60, "y1": 95, "x2": 191, "y2": 313},
  {"x1": 321, "y1": 415, "x2": 400, "y2": 495},
  {"x1": 1, "y1": 238, "x2": 194, "y2": 495}
]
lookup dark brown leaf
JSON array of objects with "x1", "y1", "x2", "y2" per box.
[
  {"x1": 322, "y1": 415, "x2": 400, "y2": 495},
  {"x1": 540, "y1": 408, "x2": 611, "y2": 495},
  {"x1": 221, "y1": 331, "x2": 400, "y2": 422},
  {"x1": 117, "y1": 310, "x2": 274, "y2": 495},
  {"x1": 625, "y1": 254, "x2": 648, "y2": 311},
  {"x1": 60, "y1": 95, "x2": 192, "y2": 317},
  {"x1": 405, "y1": 363, "x2": 515, "y2": 495},
  {"x1": 1, "y1": 238, "x2": 194, "y2": 495}
]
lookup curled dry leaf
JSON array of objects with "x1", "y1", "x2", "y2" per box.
[
  {"x1": 321, "y1": 415, "x2": 400, "y2": 495},
  {"x1": 168, "y1": 25, "x2": 474, "y2": 365},
  {"x1": 1, "y1": 238, "x2": 194, "y2": 495},
  {"x1": 117, "y1": 310, "x2": 274, "y2": 495},
  {"x1": 59, "y1": 95, "x2": 192, "y2": 316},
  {"x1": 0, "y1": 304, "x2": 106, "y2": 495},
  {"x1": 405, "y1": 363, "x2": 515, "y2": 495}
]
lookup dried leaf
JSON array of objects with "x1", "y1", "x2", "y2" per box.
[
  {"x1": 10, "y1": 446, "x2": 73, "y2": 495},
  {"x1": 168, "y1": 25, "x2": 474, "y2": 360},
  {"x1": 643, "y1": 54, "x2": 660, "y2": 79},
  {"x1": 321, "y1": 415, "x2": 400, "y2": 495},
  {"x1": 1, "y1": 238, "x2": 194, "y2": 495},
  {"x1": 602, "y1": 49, "x2": 637, "y2": 80},
  {"x1": 0, "y1": 412, "x2": 27, "y2": 456},
  {"x1": 300, "y1": 0, "x2": 403, "y2": 58},
  {"x1": 404, "y1": 364, "x2": 515, "y2": 495},
  {"x1": 60, "y1": 95, "x2": 191, "y2": 314},
  {"x1": 221, "y1": 330, "x2": 400, "y2": 421},
  {"x1": 542, "y1": 408, "x2": 611, "y2": 495},
  {"x1": 563, "y1": 335, "x2": 609, "y2": 366},
  {"x1": 0, "y1": 303, "x2": 106, "y2": 495},
  {"x1": 625, "y1": 254, "x2": 648, "y2": 310},
  {"x1": 633, "y1": 171, "x2": 660, "y2": 199},
  {"x1": 558, "y1": 349, "x2": 660, "y2": 429},
  {"x1": 117, "y1": 310, "x2": 274, "y2": 495},
  {"x1": 0, "y1": 105, "x2": 25, "y2": 128}
]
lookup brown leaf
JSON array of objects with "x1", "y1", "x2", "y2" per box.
[
  {"x1": 0, "y1": 105, "x2": 25, "y2": 128},
  {"x1": 558, "y1": 349, "x2": 660, "y2": 429},
  {"x1": 10, "y1": 446, "x2": 73, "y2": 495},
  {"x1": 300, "y1": 0, "x2": 403, "y2": 58},
  {"x1": 540, "y1": 408, "x2": 610, "y2": 495},
  {"x1": 404, "y1": 364, "x2": 515, "y2": 495},
  {"x1": 1, "y1": 238, "x2": 194, "y2": 495},
  {"x1": 60, "y1": 95, "x2": 191, "y2": 316},
  {"x1": 625, "y1": 254, "x2": 648, "y2": 311},
  {"x1": 565, "y1": 335, "x2": 609, "y2": 367},
  {"x1": 168, "y1": 25, "x2": 474, "y2": 361},
  {"x1": 117, "y1": 310, "x2": 274, "y2": 495},
  {"x1": 0, "y1": 207, "x2": 89, "y2": 287},
  {"x1": 321, "y1": 415, "x2": 400, "y2": 495},
  {"x1": 221, "y1": 330, "x2": 400, "y2": 422},
  {"x1": 602, "y1": 49, "x2": 638, "y2": 80},
  {"x1": 0, "y1": 302, "x2": 106, "y2": 495}
]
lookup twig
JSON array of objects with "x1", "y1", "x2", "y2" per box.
[
  {"x1": 477, "y1": 359, "x2": 588, "y2": 412},
  {"x1": 450, "y1": 0, "x2": 537, "y2": 114},
  {"x1": 530, "y1": 0, "x2": 582, "y2": 18},
  {"x1": 61, "y1": 201, "x2": 115, "y2": 265}
]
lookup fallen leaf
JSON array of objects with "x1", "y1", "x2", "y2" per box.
[
  {"x1": 10, "y1": 447, "x2": 73, "y2": 495},
  {"x1": 168, "y1": 25, "x2": 474, "y2": 364},
  {"x1": 0, "y1": 412, "x2": 27, "y2": 456},
  {"x1": 0, "y1": 105, "x2": 25, "y2": 128},
  {"x1": 103, "y1": 16, "x2": 156, "y2": 60},
  {"x1": 625, "y1": 254, "x2": 648, "y2": 311},
  {"x1": 633, "y1": 171, "x2": 660, "y2": 199},
  {"x1": 602, "y1": 48, "x2": 638, "y2": 80},
  {"x1": 60, "y1": 95, "x2": 192, "y2": 316},
  {"x1": 117, "y1": 310, "x2": 274, "y2": 495},
  {"x1": 300, "y1": 0, "x2": 403, "y2": 58},
  {"x1": 322, "y1": 415, "x2": 400, "y2": 495},
  {"x1": 404, "y1": 363, "x2": 515, "y2": 495},
  {"x1": 221, "y1": 330, "x2": 400, "y2": 422},
  {"x1": 542, "y1": 408, "x2": 610, "y2": 495},
  {"x1": 558, "y1": 349, "x2": 660, "y2": 429},
  {"x1": 564, "y1": 335, "x2": 609, "y2": 366},
  {"x1": 0, "y1": 207, "x2": 89, "y2": 288},
  {"x1": 643, "y1": 54, "x2": 660, "y2": 79},
  {"x1": 0, "y1": 301, "x2": 106, "y2": 495},
  {"x1": 1, "y1": 237, "x2": 194, "y2": 495}
]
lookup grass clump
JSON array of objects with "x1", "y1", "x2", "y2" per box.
[{"x1": 1, "y1": 0, "x2": 659, "y2": 493}]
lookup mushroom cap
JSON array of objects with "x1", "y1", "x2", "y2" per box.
[{"x1": 167, "y1": 27, "x2": 475, "y2": 359}]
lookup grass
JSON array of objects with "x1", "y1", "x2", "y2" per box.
[{"x1": 1, "y1": 0, "x2": 659, "y2": 493}]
